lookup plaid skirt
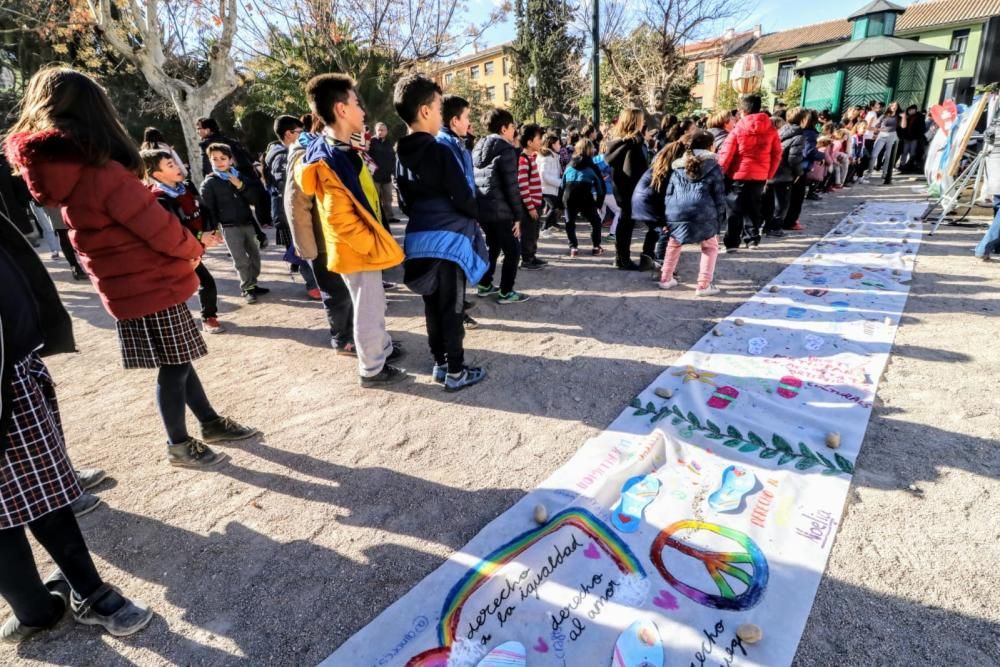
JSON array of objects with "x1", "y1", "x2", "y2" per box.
[
  {"x1": 116, "y1": 303, "x2": 208, "y2": 369},
  {"x1": 0, "y1": 353, "x2": 81, "y2": 529}
]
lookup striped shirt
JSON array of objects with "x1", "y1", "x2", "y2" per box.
[{"x1": 517, "y1": 152, "x2": 542, "y2": 212}]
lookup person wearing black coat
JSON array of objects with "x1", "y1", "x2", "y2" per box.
[
  {"x1": 369, "y1": 123, "x2": 399, "y2": 222},
  {"x1": 604, "y1": 108, "x2": 650, "y2": 270},
  {"x1": 0, "y1": 153, "x2": 37, "y2": 240},
  {"x1": 195, "y1": 117, "x2": 272, "y2": 227},
  {"x1": 472, "y1": 109, "x2": 528, "y2": 302},
  {"x1": 897, "y1": 106, "x2": 926, "y2": 173},
  {"x1": 768, "y1": 123, "x2": 806, "y2": 233}
]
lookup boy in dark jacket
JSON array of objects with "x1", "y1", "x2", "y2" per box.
[
  {"x1": 473, "y1": 108, "x2": 530, "y2": 303},
  {"x1": 196, "y1": 116, "x2": 271, "y2": 228},
  {"x1": 561, "y1": 139, "x2": 606, "y2": 256},
  {"x1": 143, "y1": 149, "x2": 226, "y2": 332},
  {"x1": 393, "y1": 74, "x2": 489, "y2": 391},
  {"x1": 199, "y1": 143, "x2": 269, "y2": 304}
]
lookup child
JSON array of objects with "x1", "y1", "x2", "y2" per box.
[
  {"x1": 631, "y1": 144, "x2": 672, "y2": 266},
  {"x1": 472, "y1": 108, "x2": 530, "y2": 304},
  {"x1": 516, "y1": 123, "x2": 546, "y2": 270},
  {"x1": 436, "y1": 94, "x2": 482, "y2": 330},
  {"x1": 296, "y1": 73, "x2": 408, "y2": 387},
  {"x1": 658, "y1": 131, "x2": 726, "y2": 296},
  {"x1": 199, "y1": 143, "x2": 269, "y2": 304},
  {"x1": 593, "y1": 141, "x2": 620, "y2": 239},
  {"x1": 6, "y1": 67, "x2": 257, "y2": 468},
  {"x1": 535, "y1": 133, "x2": 564, "y2": 236},
  {"x1": 394, "y1": 73, "x2": 489, "y2": 391},
  {"x1": 560, "y1": 138, "x2": 606, "y2": 257},
  {"x1": 143, "y1": 149, "x2": 225, "y2": 333},
  {"x1": 0, "y1": 214, "x2": 151, "y2": 642}
]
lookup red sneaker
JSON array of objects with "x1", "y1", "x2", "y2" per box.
[
  {"x1": 203, "y1": 317, "x2": 224, "y2": 334},
  {"x1": 306, "y1": 288, "x2": 322, "y2": 300},
  {"x1": 788, "y1": 222, "x2": 804, "y2": 231}
]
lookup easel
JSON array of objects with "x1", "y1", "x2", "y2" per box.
[{"x1": 926, "y1": 93, "x2": 998, "y2": 235}]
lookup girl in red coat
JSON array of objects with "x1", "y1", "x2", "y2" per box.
[{"x1": 5, "y1": 67, "x2": 257, "y2": 469}]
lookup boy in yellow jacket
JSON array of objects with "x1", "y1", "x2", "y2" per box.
[{"x1": 296, "y1": 74, "x2": 408, "y2": 386}]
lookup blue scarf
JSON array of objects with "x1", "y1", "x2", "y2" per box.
[
  {"x1": 298, "y1": 132, "x2": 317, "y2": 148},
  {"x1": 154, "y1": 180, "x2": 186, "y2": 198},
  {"x1": 212, "y1": 167, "x2": 240, "y2": 181}
]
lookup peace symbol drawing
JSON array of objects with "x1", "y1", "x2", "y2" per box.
[{"x1": 649, "y1": 520, "x2": 768, "y2": 611}]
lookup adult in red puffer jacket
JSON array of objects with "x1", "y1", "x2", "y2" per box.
[
  {"x1": 717, "y1": 95, "x2": 783, "y2": 250},
  {"x1": 5, "y1": 129, "x2": 203, "y2": 321}
]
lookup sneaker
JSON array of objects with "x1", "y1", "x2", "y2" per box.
[
  {"x1": 71, "y1": 266, "x2": 87, "y2": 281},
  {"x1": 250, "y1": 286, "x2": 270, "y2": 295},
  {"x1": 658, "y1": 278, "x2": 678, "y2": 290},
  {"x1": 382, "y1": 281, "x2": 397, "y2": 290},
  {"x1": 71, "y1": 586, "x2": 153, "y2": 638},
  {"x1": 463, "y1": 313, "x2": 480, "y2": 329},
  {"x1": 750, "y1": 238, "x2": 761, "y2": 248},
  {"x1": 445, "y1": 366, "x2": 487, "y2": 392},
  {"x1": 806, "y1": 193, "x2": 822, "y2": 201},
  {"x1": 50, "y1": 251, "x2": 60, "y2": 260},
  {"x1": 477, "y1": 283, "x2": 499, "y2": 297},
  {"x1": 540, "y1": 228, "x2": 555, "y2": 239},
  {"x1": 76, "y1": 468, "x2": 107, "y2": 491},
  {"x1": 606, "y1": 233, "x2": 616, "y2": 241},
  {"x1": 431, "y1": 364, "x2": 447, "y2": 384},
  {"x1": 360, "y1": 364, "x2": 409, "y2": 387},
  {"x1": 725, "y1": 247, "x2": 739, "y2": 254},
  {"x1": 591, "y1": 246, "x2": 605, "y2": 256},
  {"x1": 242, "y1": 290, "x2": 258, "y2": 304},
  {"x1": 638, "y1": 254, "x2": 656, "y2": 271},
  {"x1": 202, "y1": 317, "x2": 224, "y2": 334},
  {"x1": 1, "y1": 594, "x2": 65, "y2": 643},
  {"x1": 167, "y1": 438, "x2": 225, "y2": 468},
  {"x1": 463, "y1": 300, "x2": 475, "y2": 312},
  {"x1": 334, "y1": 341, "x2": 357, "y2": 356},
  {"x1": 764, "y1": 229, "x2": 785, "y2": 237},
  {"x1": 306, "y1": 288, "x2": 322, "y2": 300},
  {"x1": 387, "y1": 341, "x2": 406, "y2": 362},
  {"x1": 530, "y1": 257, "x2": 548, "y2": 266},
  {"x1": 70, "y1": 492, "x2": 103, "y2": 518},
  {"x1": 570, "y1": 247, "x2": 580, "y2": 257},
  {"x1": 201, "y1": 416, "x2": 259, "y2": 443},
  {"x1": 520, "y1": 259, "x2": 542, "y2": 270},
  {"x1": 615, "y1": 261, "x2": 640, "y2": 271},
  {"x1": 695, "y1": 284, "x2": 722, "y2": 297},
  {"x1": 788, "y1": 222, "x2": 804, "y2": 231},
  {"x1": 498, "y1": 290, "x2": 530, "y2": 304}
]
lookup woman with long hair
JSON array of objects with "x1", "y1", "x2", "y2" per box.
[
  {"x1": 139, "y1": 126, "x2": 188, "y2": 180},
  {"x1": 5, "y1": 67, "x2": 257, "y2": 470},
  {"x1": 604, "y1": 107, "x2": 650, "y2": 270}
]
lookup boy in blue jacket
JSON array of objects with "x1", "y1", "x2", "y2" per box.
[{"x1": 394, "y1": 74, "x2": 489, "y2": 391}]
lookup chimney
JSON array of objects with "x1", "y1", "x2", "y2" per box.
[
  {"x1": 753, "y1": 24, "x2": 762, "y2": 38},
  {"x1": 724, "y1": 27, "x2": 735, "y2": 40}
]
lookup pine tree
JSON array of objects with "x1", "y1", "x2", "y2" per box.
[{"x1": 509, "y1": 0, "x2": 584, "y2": 123}]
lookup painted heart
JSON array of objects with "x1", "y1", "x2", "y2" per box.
[
  {"x1": 533, "y1": 637, "x2": 549, "y2": 653},
  {"x1": 583, "y1": 542, "x2": 601, "y2": 559},
  {"x1": 652, "y1": 589, "x2": 679, "y2": 610}
]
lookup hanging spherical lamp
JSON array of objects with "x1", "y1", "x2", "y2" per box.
[{"x1": 730, "y1": 53, "x2": 765, "y2": 94}]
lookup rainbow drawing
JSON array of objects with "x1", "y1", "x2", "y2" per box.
[{"x1": 438, "y1": 507, "x2": 645, "y2": 647}]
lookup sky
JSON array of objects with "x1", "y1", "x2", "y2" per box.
[{"x1": 466, "y1": 0, "x2": 924, "y2": 50}]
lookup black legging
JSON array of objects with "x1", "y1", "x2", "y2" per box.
[
  {"x1": 614, "y1": 198, "x2": 636, "y2": 266},
  {"x1": 156, "y1": 363, "x2": 219, "y2": 445},
  {"x1": 565, "y1": 201, "x2": 603, "y2": 249},
  {"x1": 783, "y1": 178, "x2": 807, "y2": 229},
  {"x1": 0, "y1": 506, "x2": 101, "y2": 626},
  {"x1": 56, "y1": 230, "x2": 81, "y2": 271}
]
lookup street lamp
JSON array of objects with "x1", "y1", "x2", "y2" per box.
[{"x1": 527, "y1": 73, "x2": 538, "y2": 123}]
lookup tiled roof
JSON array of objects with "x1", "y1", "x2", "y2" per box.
[
  {"x1": 682, "y1": 29, "x2": 757, "y2": 57},
  {"x1": 746, "y1": 0, "x2": 1000, "y2": 56}
]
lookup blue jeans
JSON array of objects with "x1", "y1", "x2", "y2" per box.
[{"x1": 974, "y1": 195, "x2": 1000, "y2": 258}]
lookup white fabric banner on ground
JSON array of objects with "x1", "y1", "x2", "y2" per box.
[{"x1": 323, "y1": 201, "x2": 927, "y2": 667}]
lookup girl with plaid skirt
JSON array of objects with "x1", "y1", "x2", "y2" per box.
[
  {"x1": 5, "y1": 67, "x2": 258, "y2": 469},
  {"x1": 0, "y1": 216, "x2": 151, "y2": 642}
]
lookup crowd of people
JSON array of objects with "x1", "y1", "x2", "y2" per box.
[{"x1": 0, "y1": 61, "x2": 940, "y2": 645}]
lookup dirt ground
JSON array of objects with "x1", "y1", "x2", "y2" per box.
[{"x1": 2, "y1": 179, "x2": 998, "y2": 666}]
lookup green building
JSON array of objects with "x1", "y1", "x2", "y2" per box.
[{"x1": 722, "y1": 0, "x2": 1000, "y2": 112}]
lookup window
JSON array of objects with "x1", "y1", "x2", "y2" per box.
[
  {"x1": 503, "y1": 57, "x2": 509, "y2": 75},
  {"x1": 486, "y1": 86, "x2": 496, "y2": 101},
  {"x1": 484, "y1": 61, "x2": 495, "y2": 75},
  {"x1": 947, "y1": 29, "x2": 970, "y2": 70},
  {"x1": 470, "y1": 65, "x2": 480, "y2": 79},
  {"x1": 775, "y1": 60, "x2": 796, "y2": 92},
  {"x1": 941, "y1": 78, "x2": 957, "y2": 102},
  {"x1": 866, "y1": 14, "x2": 884, "y2": 38},
  {"x1": 444, "y1": 72, "x2": 454, "y2": 85},
  {"x1": 852, "y1": 17, "x2": 868, "y2": 40},
  {"x1": 693, "y1": 96, "x2": 704, "y2": 108},
  {"x1": 694, "y1": 61, "x2": 705, "y2": 84},
  {"x1": 504, "y1": 83, "x2": 510, "y2": 101}
]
